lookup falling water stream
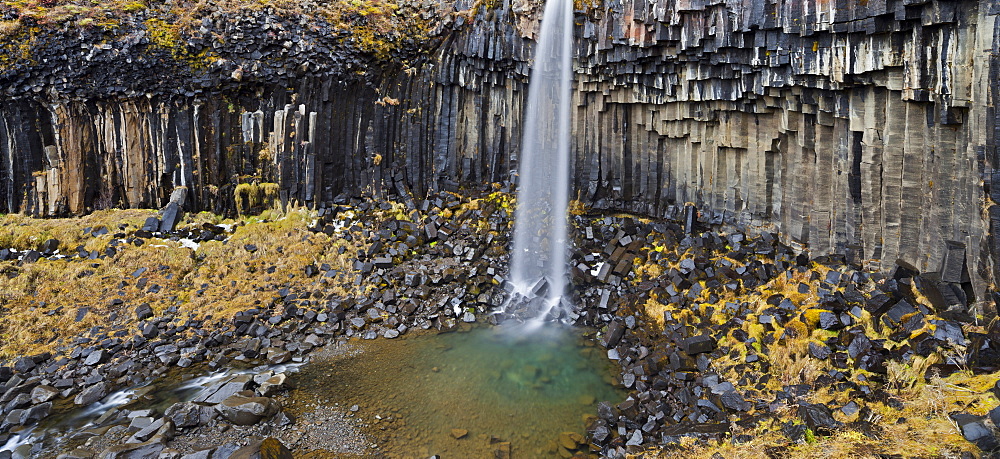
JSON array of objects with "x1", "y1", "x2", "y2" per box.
[{"x1": 508, "y1": 0, "x2": 575, "y2": 321}]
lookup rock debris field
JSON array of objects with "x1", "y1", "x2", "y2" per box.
[{"x1": 0, "y1": 188, "x2": 998, "y2": 458}]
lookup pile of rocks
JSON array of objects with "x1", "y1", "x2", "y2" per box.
[
  {"x1": 558, "y1": 210, "x2": 994, "y2": 457},
  {"x1": 2, "y1": 188, "x2": 998, "y2": 457},
  {"x1": 68, "y1": 370, "x2": 295, "y2": 459},
  {"x1": 305, "y1": 191, "x2": 513, "y2": 337}
]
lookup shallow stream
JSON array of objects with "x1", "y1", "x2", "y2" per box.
[{"x1": 1, "y1": 324, "x2": 622, "y2": 458}]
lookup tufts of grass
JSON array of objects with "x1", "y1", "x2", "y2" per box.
[
  {"x1": 176, "y1": 208, "x2": 367, "y2": 321},
  {"x1": 0, "y1": 209, "x2": 153, "y2": 252},
  {"x1": 0, "y1": 240, "x2": 198, "y2": 359},
  {"x1": 643, "y1": 368, "x2": 991, "y2": 459},
  {"x1": 0, "y1": 206, "x2": 371, "y2": 360}
]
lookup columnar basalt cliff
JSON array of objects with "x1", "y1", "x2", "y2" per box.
[{"x1": 0, "y1": 0, "x2": 998, "y2": 298}]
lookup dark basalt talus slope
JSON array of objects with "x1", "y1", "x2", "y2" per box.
[{"x1": 0, "y1": 0, "x2": 997, "y2": 299}]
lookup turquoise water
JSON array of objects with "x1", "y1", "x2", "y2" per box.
[{"x1": 292, "y1": 324, "x2": 624, "y2": 458}]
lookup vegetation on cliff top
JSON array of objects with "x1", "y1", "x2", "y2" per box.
[{"x1": 0, "y1": 0, "x2": 436, "y2": 65}]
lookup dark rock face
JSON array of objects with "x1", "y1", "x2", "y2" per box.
[{"x1": 0, "y1": 0, "x2": 995, "y2": 292}]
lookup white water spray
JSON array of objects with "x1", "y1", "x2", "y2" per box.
[{"x1": 508, "y1": 0, "x2": 574, "y2": 323}]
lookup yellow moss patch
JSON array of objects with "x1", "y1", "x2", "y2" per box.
[
  {"x1": 0, "y1": 23, "x2": 38, "y2": 71},
  {"x1": 143, "y1": 16, "x2": 219, "y2": 69},
  {"x1": 569, "y1": 198, "x2": 590, "y2": 216},
  {"x1": 800, "y1": 308, "x2": 832, "y2": 329},
  {"x1": 645, "y1": 371, "x2": 991, "y2": 458},
  {"x1": 234, "y1": 182, "x2": 280, "y2": 216},
  {"x1": 641, "y1": 296, "x2": 676, "y2": 330},
  {"x1": 318, "y1": 0, "x2": 432, "y2": 59},
  {"x1": 574, "y1": 0, "x2": 602, "y2": 12}
]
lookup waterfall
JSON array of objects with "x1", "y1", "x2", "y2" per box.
[{"x1": 507, "y1": 0, "x2": 574, "y2": 323}]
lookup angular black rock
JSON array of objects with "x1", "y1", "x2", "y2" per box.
[{"x1": 682, "y1": 335, "x2": 717, "y2": 355}]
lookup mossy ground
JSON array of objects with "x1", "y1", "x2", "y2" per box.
[
  {"x1": 0, "y1": 206, "x2": 370, "y2": 360},
  {"x1": 617, "y1": 226, "x2": 992, "y2": 458},
  {"x1": 0, "y1": 0, "x2": 436, "y2": 64},
  {"x1": 649, "y1": 366, "x2": 991, "y2": 459}
]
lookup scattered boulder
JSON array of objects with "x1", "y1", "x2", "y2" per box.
[
  {"x1": 159, "y1": 202, "x2": 183, "y2": 233},
  {"x1": 74, "y1": 382, "x2": 109, "y2": 406},
  {"x1": 30, "y1": 385, "x2": 59, "y2": 404},
  {"x1": 12, "y1": 357, "x2": 36, "y2": 374},
  {"x1": 135, "y1": 303, "x2": 154, "y2": 321},
  {"x1": 681, "y1": 335, "x2": 717, "y2": 354},
  {"x1": 38, "y1": 238, "x2": 60, "y2": 254},
  {"x1": 101, "y1": 440, "x2": 165, "y2": 459},
  {"x1": 141, "y1": 217, "x2": 160, "y2": 232},
  {"x1": 56, "y1": 448, "x2": 96, "y2": 459},
  {"x1": 797, "y1": 403, "x2": 842, "y2": 435},
  {"x1": 84, "y1": 349, "x2": 109, "y2": 366},
  {"x1": 5, "y1": 392, "x2": 32, "y2": 411},
  {"x1": 19, "y1": 402, "x2": 52, "y2": 425},
  {"x1": 127, "y1": 416, "x2": 154, "y2": 433},
  {"x1": 953, "y1": 413, "x2": 999, "y2": 452},
  {"x1": 178, "y1": 449, "x2": 214, "y2": 459},
  {"x1": 214, "y1": 395, "x2": 279, "y2": 425},
  {"x1": 191, "y1": 375, "x2": 253, "y2": 405},
  {"x1": 130, "y1": 418, "x2": 174, "y2": 443},
  {"x1": 257, "y1": 373, "x2": 291, "y2": 398},
  {"x1": 265, "y1": 348, "x2": 291, "y2": 364},
  {"x1": 165, "y1": 401, "x2": 215, "y2": 428},
  {"x1": 602, "y1": 320, "x2": 625, "y2": 349}
]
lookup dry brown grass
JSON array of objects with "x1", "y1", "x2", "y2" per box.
[
  {"x1": 0, "y1": 19, "x2": 21, "y2": 39},
  {"x1": 639, "y1": 366, "x2": 992, "y2": 459},
  {"x1": 0, "y1": 239, "x2": 198, "y2": 358},
  {"x1": 176, "y1": 209, "x2": 368, "y2": 321},
  {"x1": 0, "y1": 208, "x2": 153, "y2": 252},
  {"x1": 0, "y1": 207, "x2": 368, "y2": 360}
]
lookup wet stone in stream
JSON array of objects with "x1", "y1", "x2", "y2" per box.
[{"x1": 290, "y1": 324, "x2": 624, "y2": 458}]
